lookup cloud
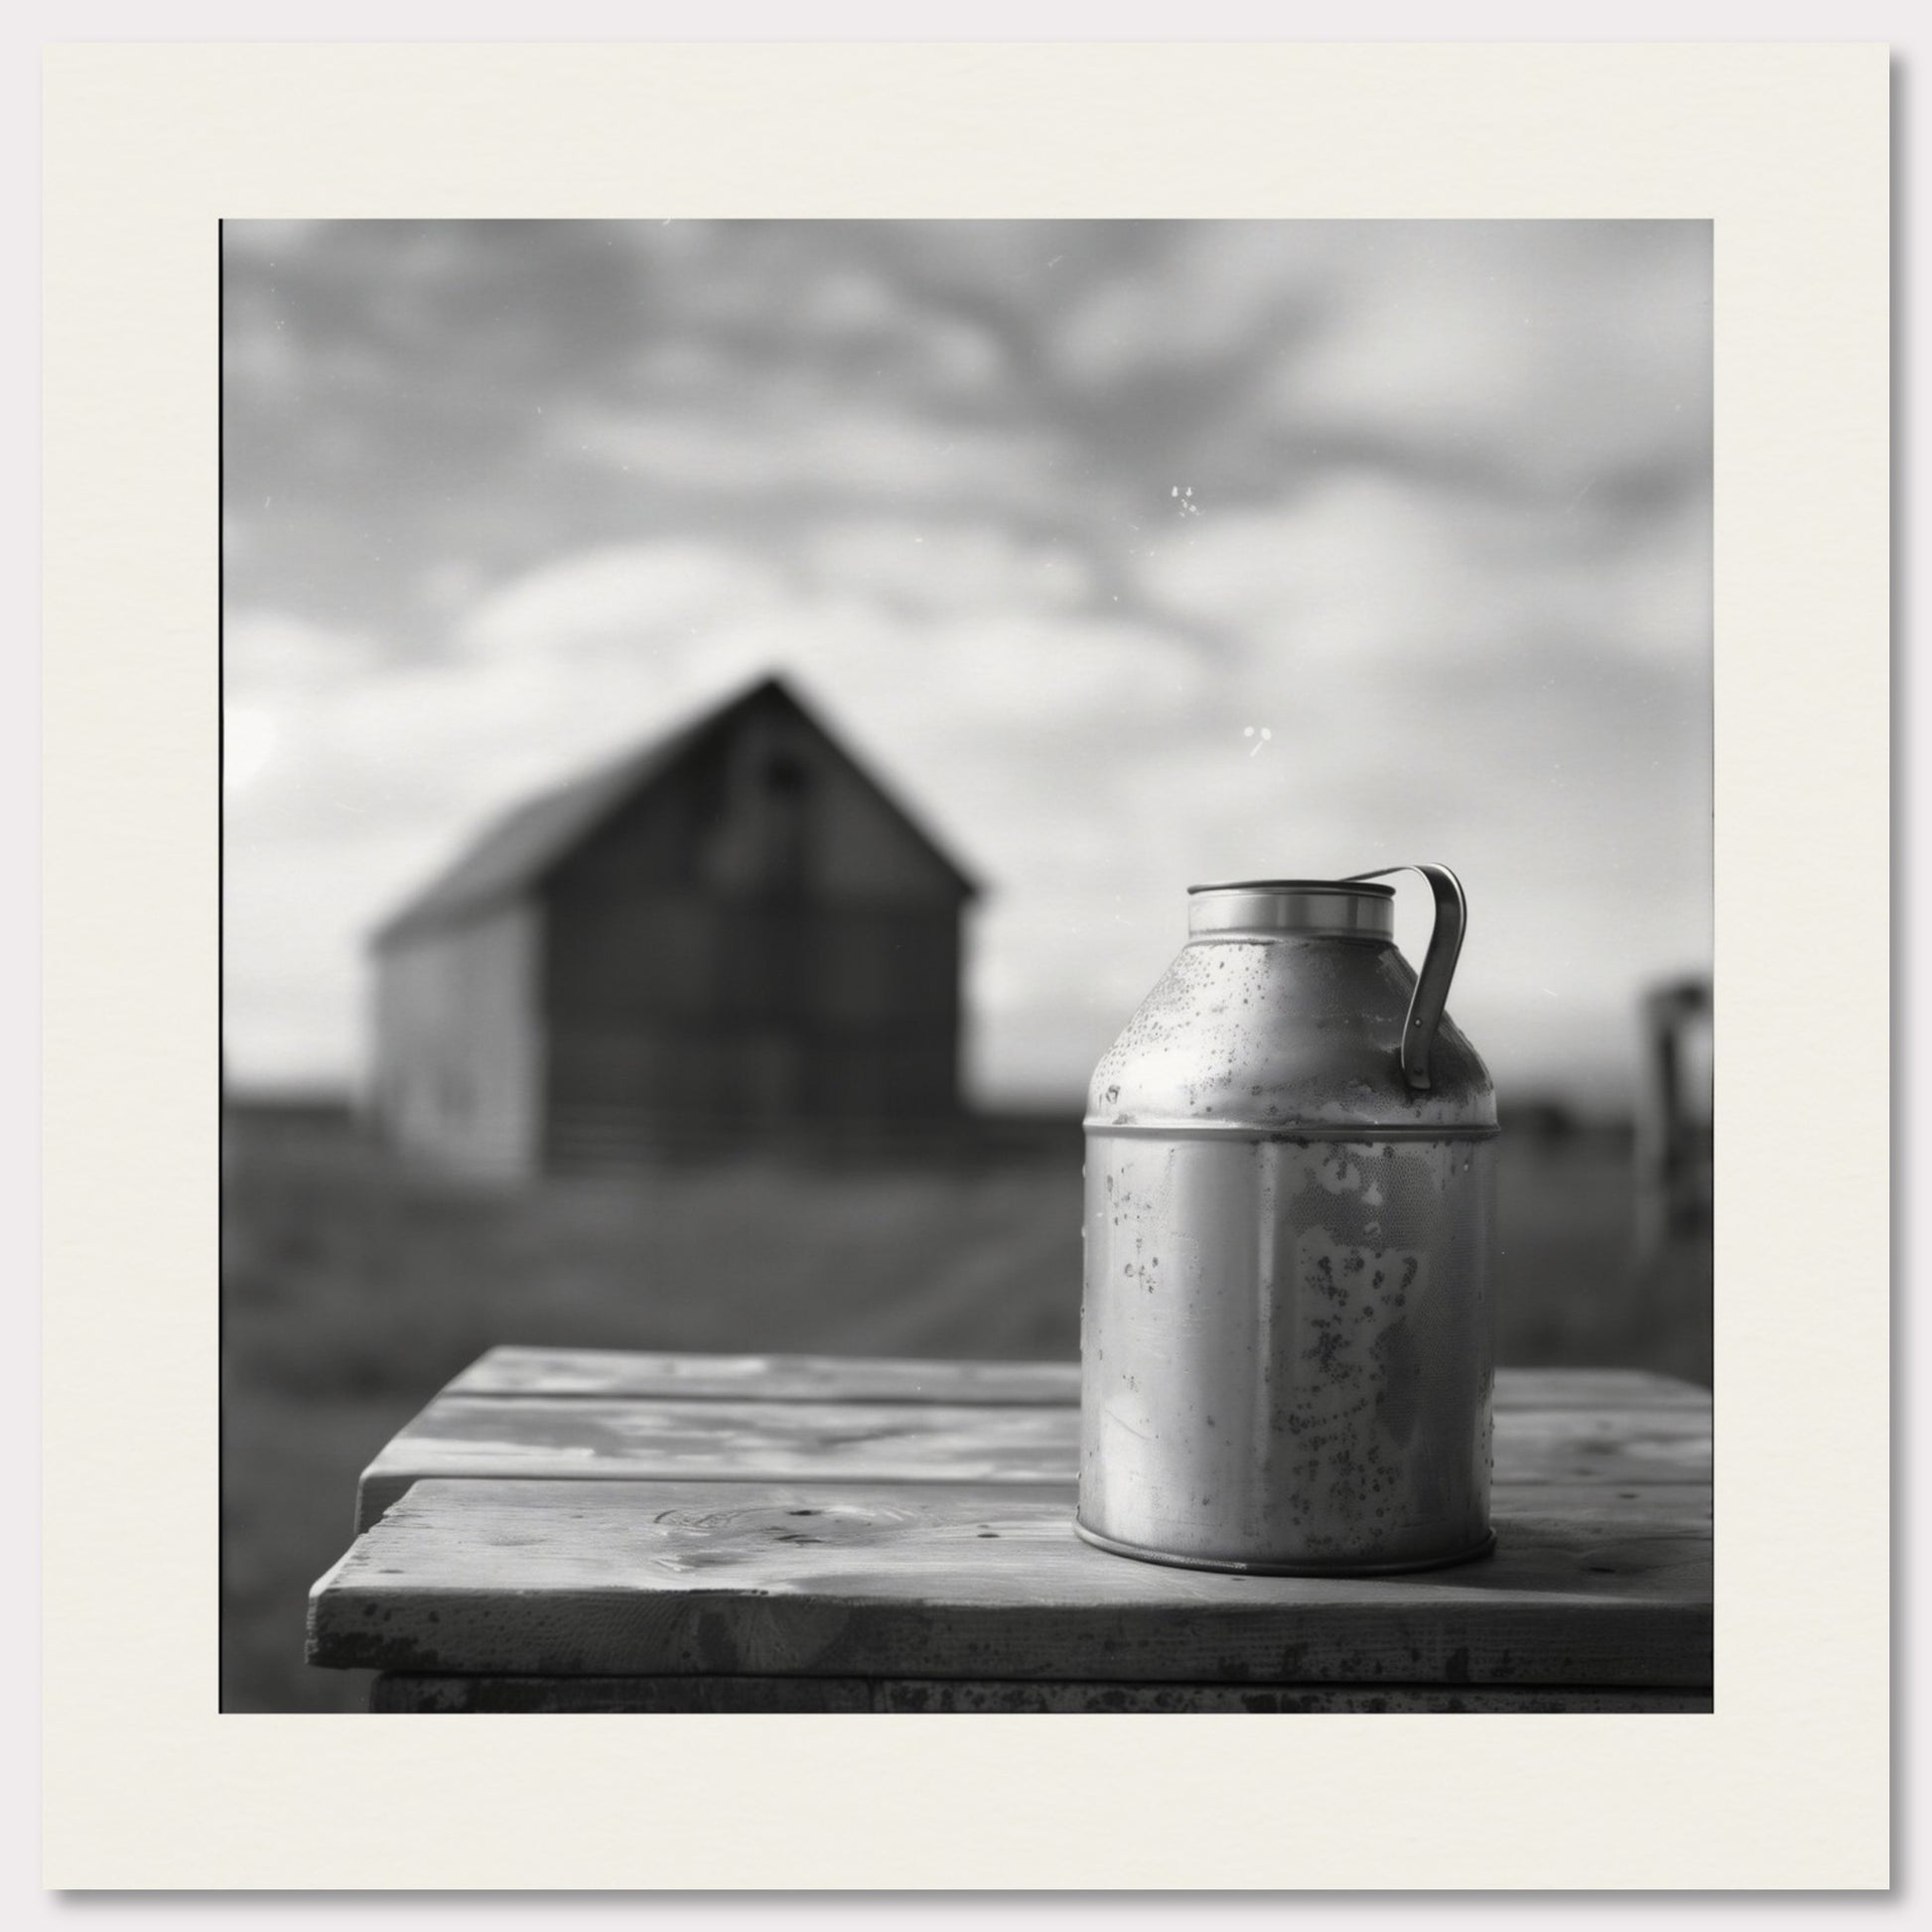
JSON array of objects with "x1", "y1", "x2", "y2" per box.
[
  {"x1": 462, "y1": 540, "x2": 790, "y2": 657},
  {"x1": 602, "y1": 231, "x2": 1014, "y2": 407},
  {"x1": 1049, "y1": 222, "x2": 1344, "y2": 388},
  {"x1": 448, "y1": 537, "x2": 1209, "y2": 768},
  {"x1": 222, "y1": 219, "x2": 328, "y2": 264},
  {"x1": 786, "y1": 264, "x2": 1008, "y2": 394},
  {"x1": 1264, "y1": 223, "x2": 1712, "y2": 497},
  {"x1": 224, "y1": 609, "x2": 393, "y2": 712},
  {"x1": 1050, "y1": 221, "x2": 1711, "y2": 512},
  {"x1": 796, "y1": 517, "x2": 1096, "y2": 618},
  {"x1": 550, "y1": 397, "x2": 1075, "y2": 512},
  {"x1": 1134, "y1": 470, "x2": 1711, "y2": 686}
]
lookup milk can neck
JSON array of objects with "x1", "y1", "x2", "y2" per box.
[{"x1": 1186, "y1": 880, "x2": 1396, "y2": 940}]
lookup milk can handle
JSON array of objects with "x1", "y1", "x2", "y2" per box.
[{"x1": 1343, "y1": 864, "x2": 1467, "y2": 1092}]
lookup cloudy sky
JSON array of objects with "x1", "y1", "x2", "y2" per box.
[{"x1": 222, "y1": 219, "x2": 1711, "y2": 1112}]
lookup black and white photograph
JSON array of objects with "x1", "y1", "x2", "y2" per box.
[{"x1": 221, "y1": 216, "x2": 1715, "y2": 1716}]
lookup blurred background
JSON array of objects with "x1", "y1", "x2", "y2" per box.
[{"x1": 221, "y1": 219, "x2": 1713, "y2": 1711}]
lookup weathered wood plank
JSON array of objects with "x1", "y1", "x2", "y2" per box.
[
  {"x1": 1464, "y1": 1482, "x2": 1710, "y2": 1529},
  {"x1": 371, "y1": 1672, "x2": 1713, "y2": 1715},
  {"x1": 312, "y1": 1478, "x2": 1712, "y2": 1687},
  {"x1": 355, "y1": 1398, "x2": 1072, "y2": 1528},
  {"x1": 1494, "y1": 1368, "x2": 1708, "y2": 1411},
  {"x1": 1496, "y1": 1407, "x2": 1712, "y2": 1485},
  {"x1": 449, "y1": 1348, "x2": 1705, "y2": 1413},
  {"x1": 448, "y1": 1348, "x2": 1081, "y2": 1405},
  {"x1": 355, "y1": 1395, "x2": 1712, "y2": 1528}
]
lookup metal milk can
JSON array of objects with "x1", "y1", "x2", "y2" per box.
[{"x1": 1076, "y1": 866, "x2": 1499, "y2": 1575}]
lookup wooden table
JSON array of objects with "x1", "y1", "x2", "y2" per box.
[{"x1": 307, "y1": 1349, "x2": 1714, "y2": 1713}]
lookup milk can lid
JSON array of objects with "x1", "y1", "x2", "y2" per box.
[{"x1": 1187, "y1": 878, "x2": 1395, "y2": 896}]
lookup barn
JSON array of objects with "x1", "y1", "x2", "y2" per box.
[{"x1": 368, "y1": 674, "x2": 979, "y2": 1176}]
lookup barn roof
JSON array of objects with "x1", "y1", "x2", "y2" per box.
[{"x1": 370, "y1": 673, "x2": 979, "y2": 949}]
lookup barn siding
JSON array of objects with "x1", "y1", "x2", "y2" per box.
[
  {"x1": 541, "y1": 896, "x2": 962, "y2": 1144},
  {"x1": 539, "y1": 704, "x2": 966, "y2": 1153},
  {"x1": 372, "y1": 903, "x2": 544, "y2": 1178}
]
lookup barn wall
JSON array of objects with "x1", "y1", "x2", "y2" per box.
[
  {"x1": 541, "y1": 699, "x2": 968, "y2": 1148},
  {"x1": 541, "y1": 892, "x2": 962, "y2": 1143},
  {"x1": 371, "y1": 902, "x2": 544, "y2": 1178}
]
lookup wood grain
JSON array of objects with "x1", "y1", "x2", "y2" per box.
[
  {"x1": 355, "y1": 1397, "x2": 1075, "y2": 1528},
  {"x1": 449, "y1": 1347, "x2": 1706, "y2": 1412},
  {"x1": 355, "y1": 1392, "x2": 1712, "y2": 1529},
  {"x1": 312, "y1": 1477, "x2": 1712, "y2": 1687},
  {"x1": 370, "y1": 1672, "x2": 1713, "y2": 1714},
  {"x1": 448, "y1": 1348, "x2": 1083, "y2": 1405}
]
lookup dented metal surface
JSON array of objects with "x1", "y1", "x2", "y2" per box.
[{"x1": 1078, "y1": 871, "x2": 1499, "y2": 1575}]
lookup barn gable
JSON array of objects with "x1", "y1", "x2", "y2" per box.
[{"x1": 372, "y1": 675, "x2": 976, "y2": 951}]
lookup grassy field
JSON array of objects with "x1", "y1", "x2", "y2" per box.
[{"x1": 222, "y1": 1104, "x2": 1711, "y2": 1714}]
